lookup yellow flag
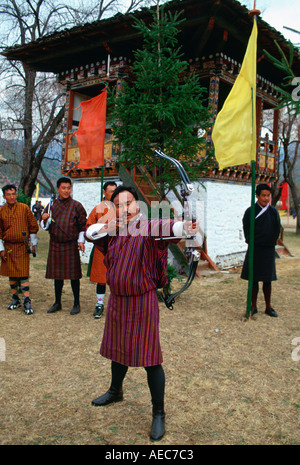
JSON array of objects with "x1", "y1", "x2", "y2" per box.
[
  {"x1": 212, "y1": 19, "x2": 257, "y2": 169},
  {"x1": 35, "y1": 183, "x2": 39, "y2": 201}
]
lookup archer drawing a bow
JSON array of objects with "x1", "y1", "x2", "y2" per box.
[{"x1": 154, "y1": 148, "x2": 200, "y2": 310}]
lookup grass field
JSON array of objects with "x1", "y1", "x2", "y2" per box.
[{"x1": 0, "y1": 229, "x2": 299, "y2": 445}]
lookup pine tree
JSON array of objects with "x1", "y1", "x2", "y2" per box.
[
  {"x1": 109, "y1": 5, "x2": 210, "y2": 197},
  {"x1": 263, "y1": 35, "x2": 300, "y2": 115}
]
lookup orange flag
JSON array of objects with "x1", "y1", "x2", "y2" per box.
[{"x1": 74, "y1": 89, "x2": 107, "y2": 169}]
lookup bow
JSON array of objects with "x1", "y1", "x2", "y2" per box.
[
  {"x1": 22, "y1": 231, "x2": 36, "y2": 257},
  {"x1": 153, "y1": 147, "x2": 200, "y2": 310},
  {"x1": 45, "y1": 194, "x2": 80, "y2": 246},
  {"x1": 48, "y1": 193, "x2": 56, "y2": 221}
]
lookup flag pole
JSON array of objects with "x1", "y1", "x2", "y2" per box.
[
  {"x1": 246, "y1": 7, "x2": 260, "y2": 319},
  {"x1": 246, "y1": 157, "x2": 256, "y2": 319},
  {"x1": 100, "y1": 165, "x2": 104, "y2": 202}
]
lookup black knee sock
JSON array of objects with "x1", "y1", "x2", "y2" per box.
[
  {"x1": 71, "y1": 279, "x2": 80, "y2": 306},
  {"x1": 263, "y1": 282, "x2": 272, "y2": 309},
  {"x1": 96, "y1": 283, "x2": 106, "y2": 294},
  {"x1": 110, "y1": 361, "x2": 128, "y2": 391},
  {"x1": 251, "y1": 282, "x2": 259, "y2": 309},
  {"x1": 145, "y1": 365, "x2": 165, "y2": 406},
  {"x1": 54, "y1": 280, "x2": 64, "y2": 305}
]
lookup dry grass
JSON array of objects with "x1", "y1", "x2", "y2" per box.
[{"x1": 0, "y1": 229, "x2": 299, "y2": 445}]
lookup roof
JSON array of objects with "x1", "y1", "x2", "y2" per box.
[{"x1": 2, "y1": 0, "x2": 299, "y2": 86}]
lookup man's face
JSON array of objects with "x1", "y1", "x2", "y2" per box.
[
  {"x1": 257, "y1": 189, "x2": 271, "y2": 207},
  {"x1": 3, "y1": 189, "x2": 17, "y2": 206},
  {"x1": 104, "y1": 185, "x2": 117, "y2": 201},
  {"x1": 57, "y1": 182, "x2": 72, "y2": 199},
  {"x1": 113, "y1": 191, "x2": 139, "y2": 225}
]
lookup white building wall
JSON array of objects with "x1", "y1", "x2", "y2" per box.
[
  {"x1": 167, "y1": 180, "x2": 250, "y2": 268},
  {"x1": 204, "y1": 181, "x2": 250, "y2": 268}
]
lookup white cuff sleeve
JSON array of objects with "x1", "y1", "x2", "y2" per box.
[
  {"x1": 40, "y1": 218, "x2": 51, "y2": 230},
  {"x1": 30, "y1": 234, "x2": 38, "y2": 246},
  {"x1": 86, "y1": 223, "x2": 107, "y2": 240},
  {"x1": 78, "y1": 231, "x2": 85, "y2": 243},
  {"x1": 0, "y1": 239, "x2": 4, "y2": 252},
  {"x1": 172, "y1": 221, "x2": 184, "y2": 237}
]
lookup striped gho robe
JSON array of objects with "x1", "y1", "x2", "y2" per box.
[
  {"x1": 94, "y1": 216, "x2": 180, "y2": 367},
  {"x1": 43, "y1": 197, "x2": 87, "y2": 280},
  {"x1": 0, "y1": 202, "x2": 38, "y2": 277}
]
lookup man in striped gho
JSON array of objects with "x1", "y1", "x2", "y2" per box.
[
  {"x1": 0, "y1": 184, "x2": 38, "y2": 315},
  {"x1": 86, "y1": 185, "x2": 199, "y2": 441},
  {"x1": 41, "y1": 177, "x2": 87, "y2": 315}
]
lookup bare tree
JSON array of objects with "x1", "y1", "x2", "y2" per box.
[
  {"x1": 263, "y1": 108, "x2": 300, "y2": 233},
  {"x1": 0, "y1": 61, "x2": 65, "y2": 193},
  {"x1": 0, "y1": 0, "x2": 155, "y2": 197},
  {"x1": 0, "y1": 0, "x2": 77, "y2": 196},
  {"x1": 262, "y1": 34, "x2": 300, "y2": 233},
  {"x1": 66, "y1": 0, "x2": 154, "y2": 24},
  {"x1": 280, "y1": 111, "x2": 300, "y2": 234}
]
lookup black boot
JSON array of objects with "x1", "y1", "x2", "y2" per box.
[
  {"x1": 265, "y1": 307, "x2": 278, "y2": 317},
  {"x1": 150, "y1": 403, "x2": 165, "y2": 441},
  {"x1": 91, "y1": 387, "x2": 123, "y2": 406},
  {"x1": 70, "y1": 304, "x2": 80, "y2": 315},
  {"x1": 47, "y1": 302, "x2": 61, "y2": 313}
]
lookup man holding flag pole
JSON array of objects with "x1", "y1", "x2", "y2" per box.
[{"x1": 212, "y1": 3, "x2": 276, "y2": 319}]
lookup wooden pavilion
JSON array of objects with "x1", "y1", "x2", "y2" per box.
[{"x1": 2, "y1": 0, "x2": 298, "y2": 271}]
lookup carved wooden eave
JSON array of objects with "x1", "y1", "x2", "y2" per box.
[{"x1": 2, "y1": 0, "x2": 299, "y2": 81}]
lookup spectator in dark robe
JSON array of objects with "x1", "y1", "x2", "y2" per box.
[{"x1": 241, "y1": 183, "x2": 281, "y2": 317}]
